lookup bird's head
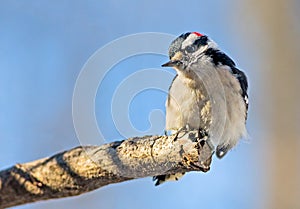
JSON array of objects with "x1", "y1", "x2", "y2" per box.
[{"x1": 162, "y1": 32, "x2": 219, "y2": 71}]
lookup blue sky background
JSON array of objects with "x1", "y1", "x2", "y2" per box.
[{"x1": 0, "y1": 1, "x2": 299, "y2": 209}]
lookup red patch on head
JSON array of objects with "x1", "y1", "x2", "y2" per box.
[{"x1": 192, "y1": 32, "x2": 203, "y2": 37}]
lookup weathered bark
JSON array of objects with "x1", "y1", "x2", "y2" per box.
[{"x1": 0, "y1": 133, "x2": 213, "y2": 208}]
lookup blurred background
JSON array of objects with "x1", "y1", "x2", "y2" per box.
[{"x1": 0, "y1": 0, "x2": 299, "y2": 209}]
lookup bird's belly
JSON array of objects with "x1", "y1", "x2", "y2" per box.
[{"x1": 166, "y1": 78, "x2": 211, "y2": 131}]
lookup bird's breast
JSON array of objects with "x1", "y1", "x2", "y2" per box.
[{"x1": 165, "y1": 75, "x2": 211, "y2": 131}]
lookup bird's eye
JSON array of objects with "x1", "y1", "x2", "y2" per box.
[
  {"x1": 186, "y1": 45, "x2": 197, "y2": 53},
  {"x1": 174, "y1": 60, "x2": 183, "y2": 66}
]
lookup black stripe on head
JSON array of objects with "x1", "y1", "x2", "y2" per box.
[
  {"x1": 185, "y1": 35, "x2": 209, "y2": 53},
  {"x1": 193, "y1": 35, "x2": 208, "y2": 47},
  {"x1": 179, "y1": 32, "x2": 191, "y2": 40}
]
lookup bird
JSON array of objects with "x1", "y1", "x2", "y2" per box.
[{"x1": 153, "y1": 32, "x2": 248, "y2": 186}]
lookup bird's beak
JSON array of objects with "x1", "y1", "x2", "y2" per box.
[{"x1": 161, "y1": 60, "x2": 180, "y2": 67}]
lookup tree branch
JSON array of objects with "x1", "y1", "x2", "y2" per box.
[{"x1": 0, "y1": 133, "x2": 213, "y2": 208}]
